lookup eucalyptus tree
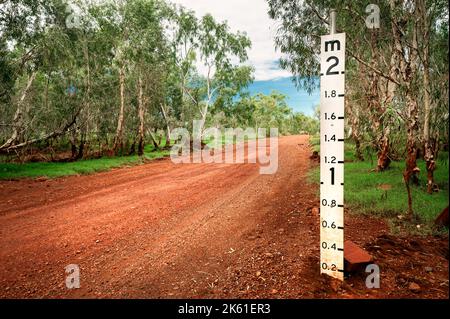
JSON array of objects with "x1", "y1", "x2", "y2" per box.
[
  {"x1": 210, "y1": 65, "x2": 254, "y2": 121},
  {"x1": 267, "y1": 0, "x2": 401, "y2": 171},
  {"x1": 193, "y1": 13, "x2": 251, "y2": 139},
  {"x1": 252, "y1": 92, "x2": 291, "y2": 135},
  {"x1": 267, "y1": 0, "x2": 448, "y2": 216},
  {"x1": 416, "y1": 0, "x2": 448, "y2": 193},
  {"x1": 170, "y1": 6, "x2": 198, "y2": 125},
  {"x1": 0, "y1": 0, "x2": 49, "y2": 151},
  {"x1": 0, "y1": 0, "x2": 89, "y2": 154},
  {"x1": 123, "y1": 0, "x2": 171, "y2": 155}
]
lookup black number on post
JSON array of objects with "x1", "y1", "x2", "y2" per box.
[
  {"x1": 326, "y1": 56, "x2": 339, "y2": 75},
  {"x1": 330, "y1": 167, "x2": 335, "y2": 185}
]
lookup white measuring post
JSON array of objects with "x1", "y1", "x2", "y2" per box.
[{"x1": 319, "y1": 9, "x2": 345, "y2": 281}]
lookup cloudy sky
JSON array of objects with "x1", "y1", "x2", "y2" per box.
[{"x1": 170, "y1": 0, "x2": 291, "y2": 81}]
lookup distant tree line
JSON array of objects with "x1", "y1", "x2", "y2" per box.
[{"x1": 0, "y1": 0, "x2": 318, "y2": 162}]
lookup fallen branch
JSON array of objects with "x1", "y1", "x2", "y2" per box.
[{"x1": 0, "y1": 108, "x2": 81, "y2": 152}]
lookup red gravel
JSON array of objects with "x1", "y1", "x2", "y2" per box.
[{"x1": 0, "y1": 135, "x2": 447, "y2": 298}]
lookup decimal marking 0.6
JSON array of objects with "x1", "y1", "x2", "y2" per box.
[{"x1": 321, "y1": 220, "x2": 336, "y2": 228}]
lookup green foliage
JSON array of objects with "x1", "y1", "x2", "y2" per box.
[
  {"x1": 225, "y1": 92, "x2": 319, "y2": 135},
  {"x1": 0, "y1": 146, "x2": 169, "y2": 180},
  {"x1": 308, "y1": 138, "x2": 449, "y2": 232}
]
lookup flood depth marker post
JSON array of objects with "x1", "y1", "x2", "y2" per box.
[{"x1": 319, "y1": 9, "x2": 346, "y2": 281}]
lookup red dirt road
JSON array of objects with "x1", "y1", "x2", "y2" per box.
[{"x1": 0, "y1": 135, "x2": 448, "y2": 298}]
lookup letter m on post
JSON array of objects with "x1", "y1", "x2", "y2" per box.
[{"x1": 325, "y1": 40, "x2": 341, "y2": 52}]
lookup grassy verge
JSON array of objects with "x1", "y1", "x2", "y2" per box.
[
  {"x1": 308, "y1": 136, "x2": 449, "y2": 234},
  {"x1": 0, "y1": 144, "x2": 170, "y2": 180},
  {"x1": 205, "y1": 132, "x2": 257, "y2": 148},
  {"x1": 0, "y1": 133, "x2": 258, "y2": 180}
]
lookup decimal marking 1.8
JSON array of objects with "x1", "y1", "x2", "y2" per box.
[{"x1": 324, "y1": 90, "x2": 337, "y2": 98}]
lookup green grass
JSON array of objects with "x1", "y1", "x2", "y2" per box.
[
  {"x1": 0, "y1": 133, "x2": 258, "y2": 180},
  {"x1": 0, "y1": 144, "x2": 170, "y2": 180},
  {"x1": 308, "y1": 136, "x2": 449, "y2": 232},
  {"x1": 205, "y1": 131, "x2": 257, "y2": 148},
  {"x1": 310, "y1": 135, "x2": 320, "y2": 153}
]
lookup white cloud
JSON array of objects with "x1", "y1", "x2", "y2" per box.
[{"x1": 170, "y1": 0, "x2": 291, "y2": 81}]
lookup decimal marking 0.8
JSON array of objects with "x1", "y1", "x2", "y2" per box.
[{"x1": 321, "y1": 199, "x2": 336, "y2": 207}]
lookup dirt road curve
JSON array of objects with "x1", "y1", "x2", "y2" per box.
[{"x1": 0, "y1": 135, "x2": 448, "y2": 298}]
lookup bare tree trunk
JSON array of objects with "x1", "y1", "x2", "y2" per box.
[
  {"x1": 377, "y1": 126, "x2": 391, "y2": 170},
  {"x1": 393, "y1": 2, "x2": 420, "y2": 217},
  {"x1": 159, "y1": 103, "x2": 171, "y2": 148},
  {"x1": 77, "y1": 39, "x2": 91, "y2": 160},
  {"x1": 418, "y1": 0, "x2": 436, "y2": 194},
  {"x1": 113, "y1": 64, "x2": 126, "y2": 155},
  {"x1": 403, "y1": 94, "x2": 420, "y2": 216},
  {"x1": 0, "y1": 72, "x2": 36, "y2": 150},
  {"x1": 362, "y1": 30, "x2": 392, "y2": 172},
  {"x1": 195, "y1": 64, "x2": 215, "y2": 143},
  {"x1": 346, "y1": 96, "x2": 364, "y2": 161},
  {"x1": 69, "y1": 129, "x2": 78, "y2": 158},
  {"x1": 423, "y1": 59, "x2": 436, "y2": 194},
  {"x1": 148, "y1": 128, "x2": 160, "y2": 149},
  {"x1": 165, "y1": 125, "x2": 171, "y2": 148},
  {"x1": 137, "y1": 74, "x2": 145, "y2": 156},
  {"x1": 366, "y1": 66, "x2": 391, "y2": 171}
]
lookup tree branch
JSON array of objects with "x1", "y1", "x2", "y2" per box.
[
  {"x1": 0, "y1": 108, "x2": 81, "y2": 152},
  {"x1": 346, "y1": 48, "x2": 400, "y2": 86}
]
